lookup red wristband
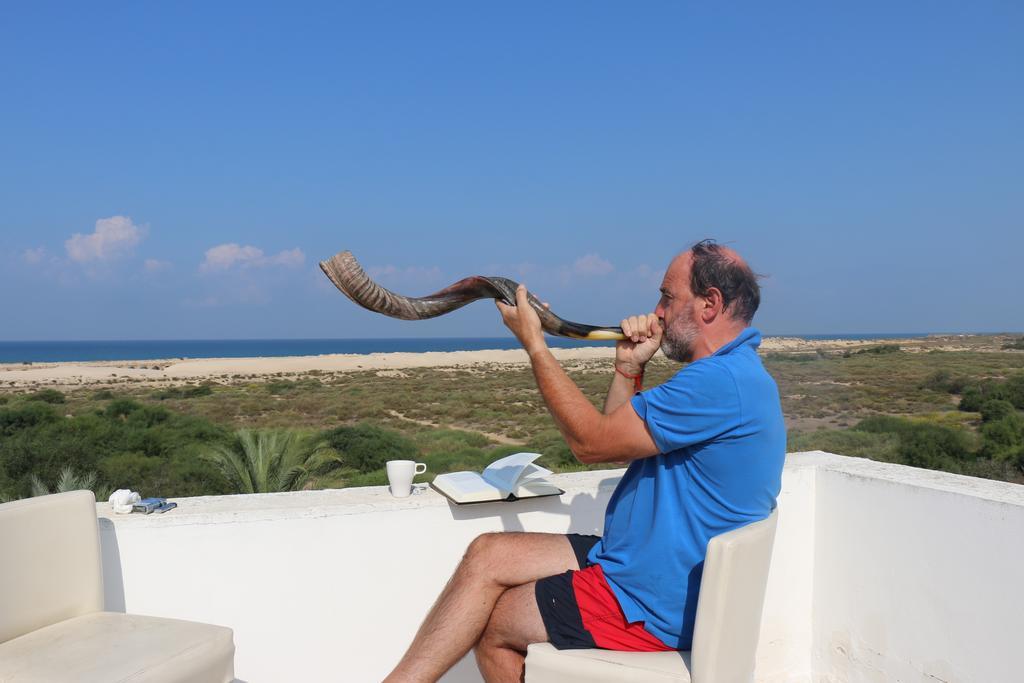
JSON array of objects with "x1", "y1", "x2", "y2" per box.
[{"x1": 615, "y1": 365, "x2": 644, "y2": 392}]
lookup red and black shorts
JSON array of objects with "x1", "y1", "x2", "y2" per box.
[{"x1": 534, "y1": 534, "x2": 675, "y2": 652}]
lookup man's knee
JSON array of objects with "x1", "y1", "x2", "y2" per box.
[
  {"x1": 461, "y1": 531, "x2": 576, "y2": 589},
  {"x1": 463, "y1": 532, "x2": 511, "y2": 575}
]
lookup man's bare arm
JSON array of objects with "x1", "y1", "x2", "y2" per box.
[
  {"x1": 527, "y1": 346, "x2": 658, "y2": 463},
  {"x1": 602, "y1": 370, "x2": 638, "y2": 414},
  {"x1": 496, "y1": 285, "x2": 659, "y2": 464},
  {"x1": 603, "y1": 312, "x2": 663, "y2": 414}
]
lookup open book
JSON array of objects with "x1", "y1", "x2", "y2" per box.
[{"x1": 430, "y1": 452, "x2": 563, "y2": 504}]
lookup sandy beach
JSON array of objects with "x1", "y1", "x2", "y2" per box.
[
  {"x1": 0, "y1": 347, "x2": 612, "y2": 389},
  {"x1": 0, "y1": 334, "x2": 1005, "y2": 391}
]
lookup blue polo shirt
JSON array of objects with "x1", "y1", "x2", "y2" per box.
[{"x1": 586, "y1": 327, "x2": 785, "y2": 649}]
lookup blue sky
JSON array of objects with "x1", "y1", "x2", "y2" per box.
[{"x1": 1, "y1": 2, "x2": 1021, "y2": 340}]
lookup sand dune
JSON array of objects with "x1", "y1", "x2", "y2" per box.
[{"x1": 0, "y1": 347, "x2": 612, "y2": 388}]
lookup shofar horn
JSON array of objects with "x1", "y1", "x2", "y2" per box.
[{"x1": 319, "y1": 250, "x2": 625, "y2": 340}]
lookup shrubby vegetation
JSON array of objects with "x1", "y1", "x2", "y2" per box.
[
  {"x1": 322, "y1": 423, "x2": 416, "y2": 473},
  {"x1": 794, "y1": 370, "x2": 1024, "y2": 480},
  {"x1": 152, "y1": 383, "x2": 214, "y2": 401},
  {"x1": 0, "y1": 396, "x2": 234, "y2": 500},
  {"x1": 25, "y1": 388, "x2": 67, "y2": 404},
  {"x1": 918, "y1": 369, "x2": 970, "y2": 395},
  {"x1": 3, "y1": 338, "x2": 1024, "y2": 502},
  {"x1": 30, "y1": 466, "x2": 111, "y2": 500},
  {"x1": 843, "y1": 344, "x2": 902, "y2": 357},
  {"x1": 202, "y1": 429, "x2": 339, "y2": 493},
  {"x1": 957, "y1": 374, "x2": 1024, "y2": 412}
]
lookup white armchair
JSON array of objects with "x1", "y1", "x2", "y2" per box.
[
  {"x1": 0, "y1": 490, "x2": 235, "y2": 683},
  {"x1": 525, "y1": 508, "x2": 779, "y2": 683}
]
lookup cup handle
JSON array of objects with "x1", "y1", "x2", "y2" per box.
[{"x1": 415, "y1": 463, "x2": 427, "y2": 475}]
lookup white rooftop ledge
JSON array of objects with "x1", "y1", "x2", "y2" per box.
[{"x1": 96, "y1": 453, "x2": 1023, "y2": 682}]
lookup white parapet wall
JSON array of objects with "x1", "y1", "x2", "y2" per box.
[
  {"x1": 95, "y1": 452, "x2": 1023, "y2": 683},
  {"x1": 809, "y1": 454, "x2": 1024, "y2": 683}
]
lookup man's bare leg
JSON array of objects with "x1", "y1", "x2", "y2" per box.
[
  {"x1": 474, "y1": 582, "x2": 548, "y2": 683},
  {"x1": 384, "y1": 532, "x2": 578, "y2": 683}
]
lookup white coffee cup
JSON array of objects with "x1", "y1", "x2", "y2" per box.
[{"x1": 386, "y1": 460, "x2": 427, "y2": 498}]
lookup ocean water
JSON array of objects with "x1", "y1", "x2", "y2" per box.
[
  {"x1": 0, "y1": 337, "x2": 614, "y2": 363},
  {"x1": 0, "y1": 333, "x2": 938, "y2": 364}
]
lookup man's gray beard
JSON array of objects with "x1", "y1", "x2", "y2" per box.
[{"x1": 660, "y1": 320, "x2": 698, "y2": 363}]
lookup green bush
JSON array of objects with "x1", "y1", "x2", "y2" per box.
[
  {"x1": 415, "y1": 428, "x2": 491, "y2": 453},
  {"x1": 105, "y1": 398, "x2": 143, "y2": 419},
  {"x1": 787, "y1": 429, "x2": 900, "y2": 462},
  {"x1": 124, "y1": 404, "x2": 171, "y2": 429},
  {"x1": 959, "y1": 374, "x2": 1024, "y2": 412},
  {"x1": 420, "y1": 446, "x2": 490, "y2": 474},
  {"x1": 1009, "y1": 374, "x2": 1024, "y2": 408},
  {"x1": 0, "y1": 398, "x2": 233, "y2": 499},
  {"x1": 853, "y1": 415, "x2": 973, "y2": 469},
  {"x1": 853, "y1": 415, "x2": 911, "y2": 434},
  {"x1": 919, "y1": 370, "x2": 969, "y2": 394},
  {"x1": 99, "y1": 452, "x2": 171, "y2": 491},
  {"x1": 152, "y1": 384, "x2": 214, "y2": 400},
  {"x1": 898, "y1": 426, "x2": 972, "y2": 469},
  {"x1": 1003, "y1": 337, "x2": 1024, "y2": 350},
  {"x1": 764, "y1": 353, "x2": 820, "y2": 363},
  {"x1": 25, "y1": 388, "x2": 66, "y2": 404},
  {"x1": 0, "y1": 402, "x2": 59, "y2": 436},
  {"x1": 959, "y1": 387, "x2": 983, "y2": 412},
  {"x1": 343, "y1": 469, "x2": 389, "y2": 487},
  {"x1": 322, "y1": 423, "x2": 417, "y2": 473},
  {"x1": 980, "y1": 399, "x2": 1016, "y2": 423},
  {"x1": 980, "y1": 414, "x2": 1024, "y2": 461},
  {"x1": 846, "y1": 344, "x2": 901, "y2": 357},
  {"x1": 266, "y1": 380, "x2": 300, "y2": 395}
]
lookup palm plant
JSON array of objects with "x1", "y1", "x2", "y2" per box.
[
  {"x1": 29, "y1": 466, "x2": 113, "y2": 500},
  {"x1": 201, "y1": 429, "x2": 341, "y2": 494}
]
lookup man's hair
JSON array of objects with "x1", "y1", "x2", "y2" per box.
[{"x1": 688, "y1": 239, "x2": 761, "y2": 324}]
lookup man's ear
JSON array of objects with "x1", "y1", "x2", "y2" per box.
[{"x1": 701, "y1": 287, "x2": 724, "y2": 323}]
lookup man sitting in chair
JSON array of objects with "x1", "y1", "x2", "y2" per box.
[{"x1": 385, "y1": 239, "x2": 785, "y2": 683}]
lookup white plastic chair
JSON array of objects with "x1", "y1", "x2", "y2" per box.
[
  {"x1": 526, "y1": 508, "x2": 779, "y2": 683},
  {"x1": 0, "y1": 490, "x2": 235, "y2": 683}
]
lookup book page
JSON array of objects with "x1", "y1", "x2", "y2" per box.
[
  {"x1": 518, "y1": 463, "x2": 553, "y2": 481},
  {"x1": 481, "y1": 452, "x2": 543, "y2": 494},
  {"x1": 432, "y1": 471, "x2": 504, "y2": 502},
  {"x1": 511, "y1": 478, "x2": 563, "y2": 499}
]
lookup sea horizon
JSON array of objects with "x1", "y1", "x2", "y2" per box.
[{"x1": 0, "y1": 332, "x2": 1009, "y2": 364}]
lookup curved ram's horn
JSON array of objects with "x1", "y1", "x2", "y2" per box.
[{"x1": 319, "y1": 250, "x2": 625, "y2": 340}]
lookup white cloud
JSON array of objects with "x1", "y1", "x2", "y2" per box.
[
  {"x1": 143, "y1": 258, "x2": 172, "y2": 273},
  {"x1": 552, "y1": 253, "x2": 616, "y2": 285},
  {"x1": 266, "y1": 247, "x2": 305, "y2": 267},
  {"x1": 65, "y1": 216, "x2": 145, "y2": 262},
  {"x1": 572, "y1": 253, "x2": 614, "y2": 277},
  {"x1": 200, "y1": 244, "x2": 305, "y2": 272},
  {"x1": 201, "y1": 244, "x2": 263, "y2": 271},
  {"x1": 632, "y1": 263, "x2": 664, "y2": 288},
  {"x1": 22, "y1": 247, "x2": 46, "y2": 264}
]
